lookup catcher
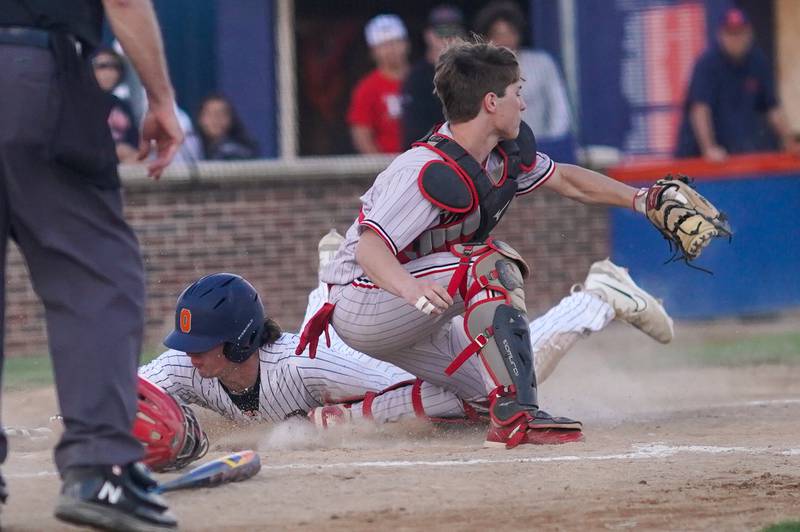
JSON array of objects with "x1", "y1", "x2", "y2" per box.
[{"x1": 298, "y1": 38, "x2": 730, "y2": 449}]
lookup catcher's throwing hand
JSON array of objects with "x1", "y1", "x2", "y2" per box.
[
  {"x1": 402, "y1": 279, "x2": 453, "y2": 315},
  {"x1": 639, "y1": 174, "x2": 732, "y2": 263}
]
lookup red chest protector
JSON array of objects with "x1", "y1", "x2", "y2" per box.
[{"x1": 395, "y1": 122, "x2": 538, "y2": 263}]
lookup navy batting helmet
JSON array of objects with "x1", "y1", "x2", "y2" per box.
[{"x1": 164, "y1": 273, "x2": 265, "y2": 363}]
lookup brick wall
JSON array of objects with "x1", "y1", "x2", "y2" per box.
[{"x1": 4, "y1": 162, "x2": 609, "y2": 357}]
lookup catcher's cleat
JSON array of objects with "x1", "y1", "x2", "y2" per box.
[
  {"x1": 583, "y1": 258, "x2": 674, "y2": 344},
  {"x1": 484, "y1": 387, "x2": 584, "y2": 449},
  {"x1": 308, "y1": 404, "x2": 353, "y2": 429},
  {"x1": 485, "y1": 424, "x2": 584, "y2": 448},
  {"x1": 484, "y1": 411, "x2": 584, "y2": 448},
  {"x1": 55, "y1": 462, "x2": 176, "y2": 531}
]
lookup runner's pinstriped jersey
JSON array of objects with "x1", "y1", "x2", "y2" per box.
[{"x1": 139, "y1": 284, "x2": 414, "y2": 423}]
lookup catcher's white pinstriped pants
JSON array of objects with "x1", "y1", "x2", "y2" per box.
[{"x1": 328, "y1": 252, "x2": 614, "y2": 422}]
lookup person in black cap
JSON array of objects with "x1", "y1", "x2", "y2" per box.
[
  {"x1": 675, "y1": 7, "x2": 799, "y2": 160},
  {"x1": 400, "y1": 4, "x2": 465, "y2": 147},
  {"x1": 0, "y1": 0, "x2": 182, "y2": 530}
]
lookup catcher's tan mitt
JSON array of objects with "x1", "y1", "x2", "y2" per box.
[{"x1": 643, "y1": 174, "x2": 732, "y2": 265}]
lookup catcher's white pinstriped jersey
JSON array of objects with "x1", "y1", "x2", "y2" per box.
[{"x1": 320, "y1": 122, "x2": 555, "y2": 286}]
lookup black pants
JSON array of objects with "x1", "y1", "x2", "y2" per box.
[{"x1": 0, "y1": 44, "x2": 144, "y2": 471}]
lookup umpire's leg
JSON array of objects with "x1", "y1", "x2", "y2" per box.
[
  {"x1": 0, "y1": 45, "x2": 144, "y2": 472},
  {"x1": 7, "y1": 158, "x2": 146, "y2": 471}
]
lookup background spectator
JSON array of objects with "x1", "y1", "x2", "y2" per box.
[
  {"x1": 196, "y1": 94, "x2": 259, "y2": 161},
  {"x1": 475, "y1": 1, "x2": 572, "y2": 143},
  {"x1": 103, "y1": 42, "x2": 203, "y2": 167},
  {"x1": 675, "y1": 7, "x2": 799, "y2": 161},
  {"x1": 110, "y1": 40, "x2": 147, "y2": 125},
  {"x1": 171, "y1": 105, "x2": 205, "y2": 166},
  {"x1": 92, "y1": 48, "x2": 139, "y2": 164},
  {"x1": 400, "y1": 5, "x2": 465, "y2": 147},
  {"x1": 347, "y1": 14, "x2": 410, "y2": 154}
]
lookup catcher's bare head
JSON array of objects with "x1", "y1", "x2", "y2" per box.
[{"x1": 434, "y1": 38, "x2": 522, "y2": 135}]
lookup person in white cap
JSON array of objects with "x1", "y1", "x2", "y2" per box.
[{"x1": 347, "y1": 14, "x2": 410, "y2": 154}]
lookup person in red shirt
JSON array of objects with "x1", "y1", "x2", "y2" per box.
[{"x1": 348, "y1": 14, "x2": 410, "y2": 154}]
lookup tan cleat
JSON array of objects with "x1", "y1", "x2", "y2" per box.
[{"x1": 583, "y1": 258, "x2": 674, "y2": 343}]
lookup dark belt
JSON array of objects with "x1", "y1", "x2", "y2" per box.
[{"x1": 0, "y1": 26, "x2": 51, "y2": 49}]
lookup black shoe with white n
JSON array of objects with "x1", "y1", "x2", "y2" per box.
[{"x1": 55, "y1": 462, "x2": 177, "y2": 531}]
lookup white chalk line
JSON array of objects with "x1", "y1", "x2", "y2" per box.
[
  {"x1": 6, "y1": 470, "x2": 57, "y2": 479},
  {"x1": 6, "y1": 442, "x2": 798, "y2": 479},
  {"x1": 6, "y1": 398, "x2": 798, "y2": 437},
  {"x1": 720, "y1": 398, "x2": 800, "y2": 408},
  {"x1": 256, "y1": 442, "x2": 800, "y2": 471},
  {"x1": 5, "y1": 397, "x2": 800, "y2": 478}
]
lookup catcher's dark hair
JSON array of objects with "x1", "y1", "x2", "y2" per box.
[
  {"x1": 434, "y1": 38, "x2": 520, "y2": 123},
  {"x1": 474, "y1": 1, "x2": 526, "y2": 39},
  {"x1": 259, "y1": 318, "x2": 282, "y2": 347}
]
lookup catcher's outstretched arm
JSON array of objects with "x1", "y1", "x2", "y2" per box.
[
  {"x1": 544, "y1": 166, "x2": 732, "y2": 266},
  {"x1": 543, "y1": 164, "x2": 639, "y2": 209}
]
